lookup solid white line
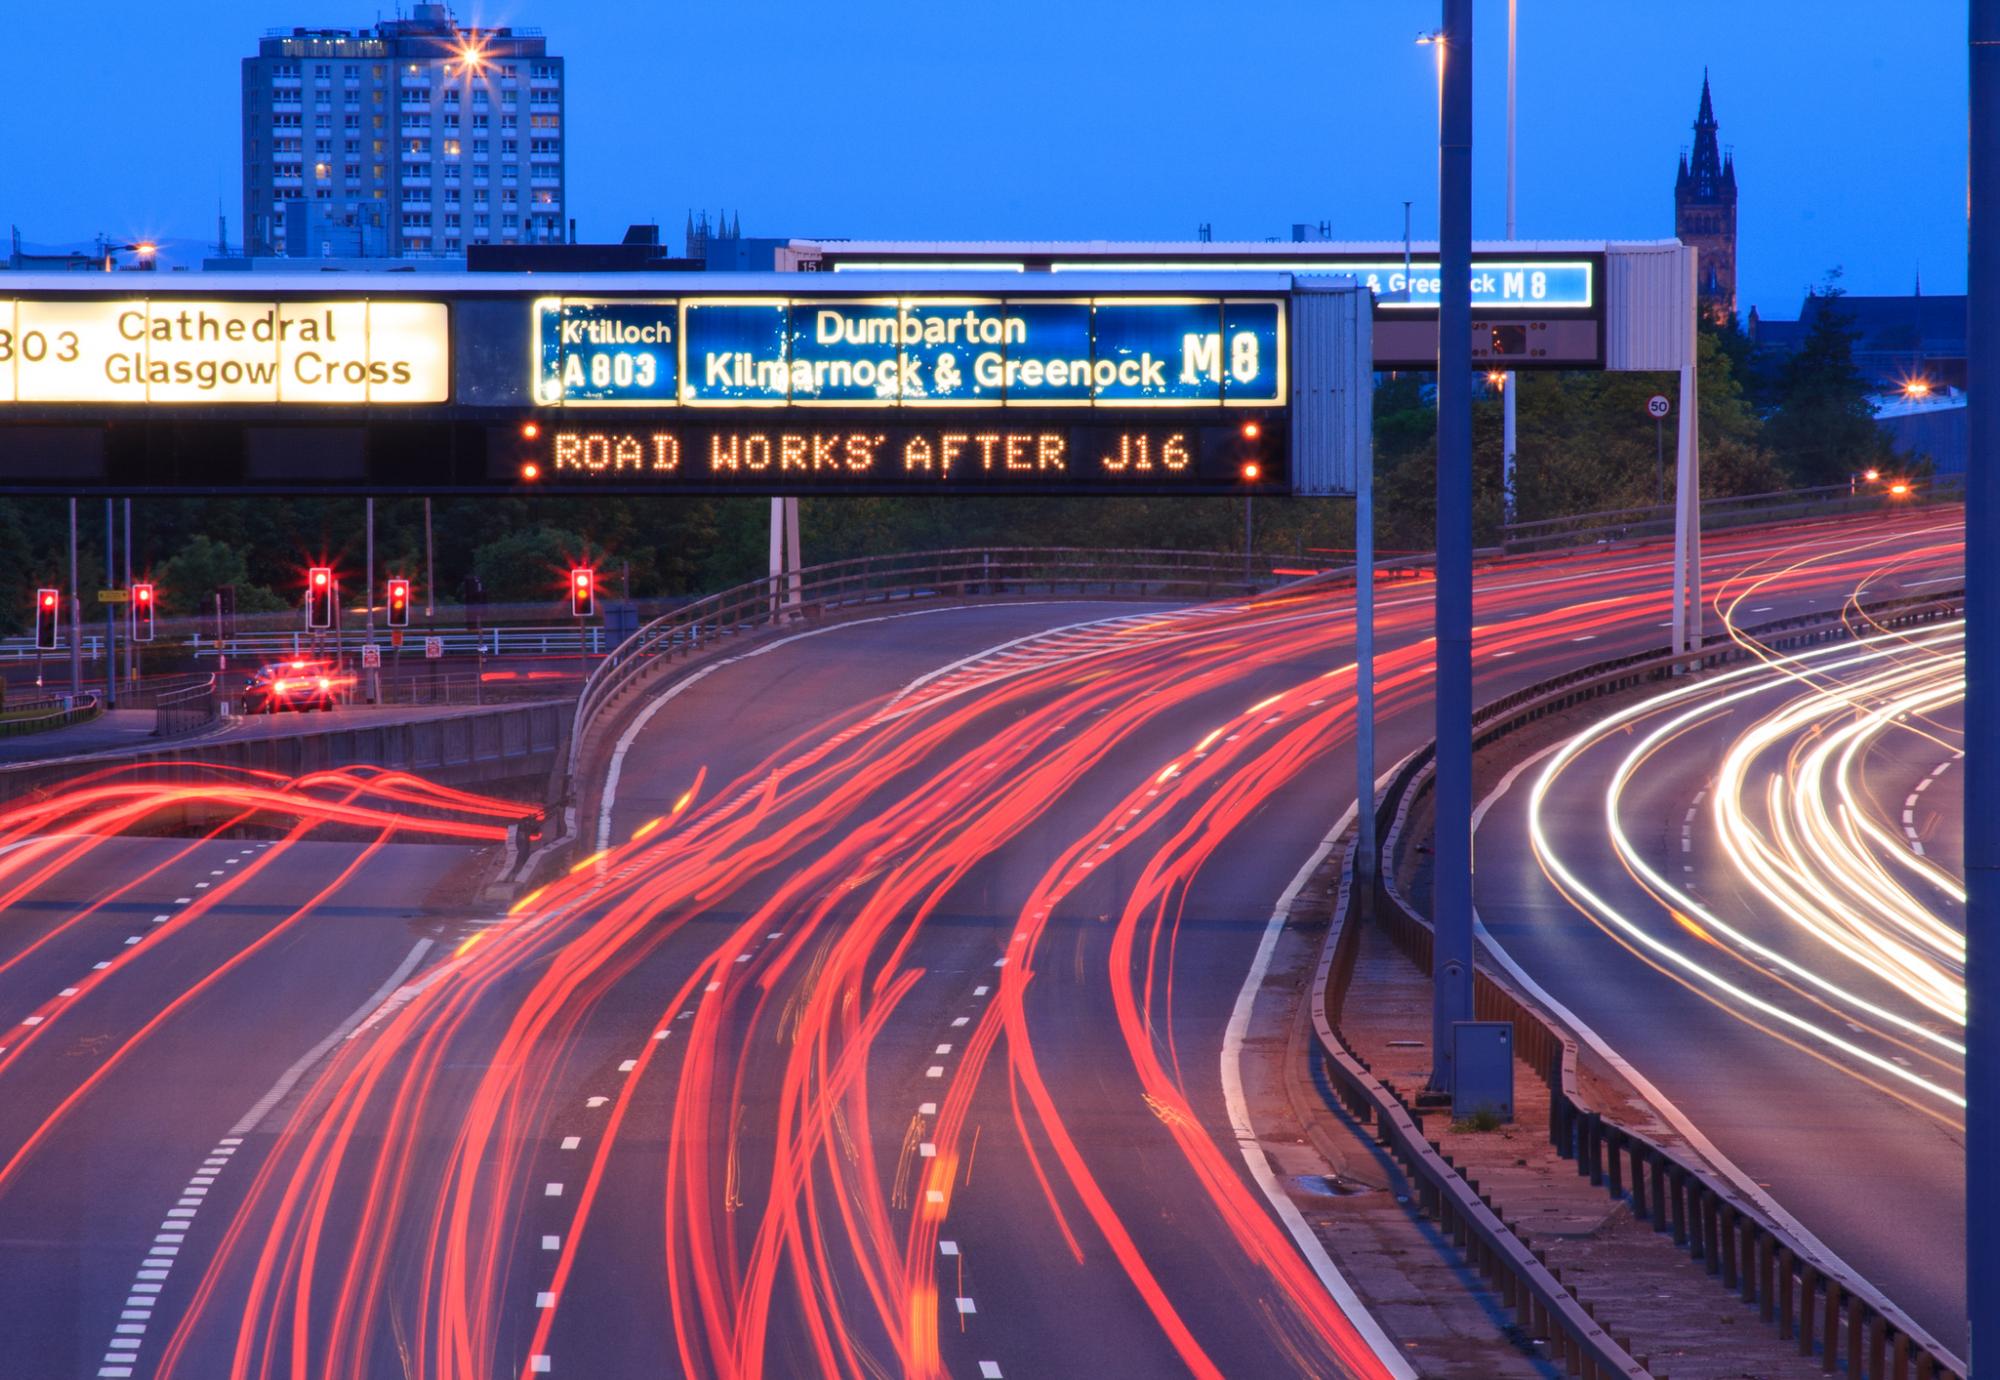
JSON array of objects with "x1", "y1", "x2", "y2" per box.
[
  {"x1": 1223, "y1": 779, "x2": 1418, "y2": 1380},
  {"x1": 229, "y1": 938, "x2": 435, "y2": 1136},
  {"x1": 1470, "y1": 744, "x2": 1961, "y2": 1362}
]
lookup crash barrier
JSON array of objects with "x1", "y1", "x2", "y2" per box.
[
  {"x1": 0, "y1": 699, "x2": 569, "y2": 808},
  {"x1": 1500, "y1": 477, "x2": 1964, "y2": 555},
  {"x1": 1329, "y1": 589, "x2": 1967, "y2": 1379},
  {"x1": 1310, "y1": 830, "x2": 1649, "y2": 1378},
  {"x1": 0, "y1": 691, "x2": 100, "y2": 739},
  {"x1": 568, "y1": 546, "x2": 1299, "y2": 790}
]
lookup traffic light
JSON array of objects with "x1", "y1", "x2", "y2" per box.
[
  {"x1": 306, "y1": 567, "x2": 334, "y2": 630},
  {"x1": 131, "y1": 583, "x2": 156, "y2": 642},
  {"x1": 33, "y1": 589, "x2": 59, "y2": 650},
  {"x1": 569, "y1": 567, "x2": 595, "y2": 619},
  {"x1": 386, "y1": 577, "x2": 411, "y2": 628}
]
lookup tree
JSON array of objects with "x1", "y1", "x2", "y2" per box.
[
  {"x1": 1761, "y1": 276, "x2": 1897, "y2": 486},
  {"x1": 154, "y1": 535, "x2": 286, "y2": 616},
  {"x1": 470, "y1": 525, "x2": 606, "y2": 604}
]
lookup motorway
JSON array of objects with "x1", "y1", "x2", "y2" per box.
[
  {"x1": 1474, "y1": 521, "x2": 1969, "y2": 1353},
  {"x1": 0, "y1": 507, "x2": 1963, "y2": 1379}
]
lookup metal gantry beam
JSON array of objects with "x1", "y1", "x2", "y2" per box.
[
  {"x1": 1965, "y1": 0, "x2": 1998, "y2": 1359},
  {"x1": 1431, "y1": 0, "x2": 1476, "y2": 1092}
]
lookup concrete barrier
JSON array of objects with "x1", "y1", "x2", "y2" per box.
[{"x1": 0, "y1": 699, "x2": 570, "y2": 808}]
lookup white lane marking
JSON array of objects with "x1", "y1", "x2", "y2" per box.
[
  {"x1": 542, "y1": 1235, "x2": 561, "y2": 1250},
  {"x1": 560, "y1": 1136, "x2": 581, "y2": 1151},
  {"x1": 92, "y1": 937, "x2": 442, "y2": 1378},
  {"x1": 918, "y1": 1102, "x2": 936, "y2": 1115},
  {"x1": 925, "y1": 1066, "x2": 944, "y2": 1079},
  {"x1": 231, "y1": 939, "x2": 435, "y2": 1137},
  {"x1": 980, "y1": 1366, "x2": 1004, "y2": 1379},
  {"x1": 1224, "y1": 780, "x2": 1418, "y2": 1380},
  {"x1": 544, "y1": 1183, "x2": 564, "y2": 1197},
  {"x1": 955, "y1": 1298, "x2": 977, "y2": 1315},
  {"x1": 1471, "y1": 744, "x2": 1963, "y2": 1365},
  {"x1": 1901, "y1": 573, "x2": 1965, "y2": 587},
  {"x1": 618, "y1": 1058, "x2": 637, "y2": 1073},
  {"x1": 597, "y1": 601, "x2": 1158, "y2": 850},
  {"x1": 536, "y1": 1291, "x2": 555, "y2": 1308},
  {"x1": 530, "y1": 1359, "x2": 552, "y2": 1374},
  {"x1": 939, "y1": 1240, "x2": 959, "y2": 1256}
]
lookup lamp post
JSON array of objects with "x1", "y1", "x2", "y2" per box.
[
  {"x1": 1502, "y1": 0, "x2": 1519, "y2": 526},
  {"x1": 1963, "y1": 0, "x2": 1998, "y2": 1348},
  {"x1": 1430, "y1": 0, "x2": 1476, "y2": 1094}
]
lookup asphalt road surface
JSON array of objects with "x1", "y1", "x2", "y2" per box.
[
  {"x1": 0, "y1": 507, "x2": 1964, "y2": 1380},
  {"x1": 1472, "y1": 521, "x2": 1967, "y2": 1353}
]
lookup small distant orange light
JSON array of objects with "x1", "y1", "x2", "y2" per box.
[
  {"x1": 520, "y1": 421, "x2": 540, "y2": 440},
  {"x1": 1890, "y1": 481, "x2": 1912, "y2": 497},
  {"x1": 521, "y1": 461, "x2": 541, "y2": 481},
  {"x1": 1241, "y1": 461, "x2": 1263, "y2": 482},
  {"x1": 1241, "y1": 420, "x2": 1261, "y2": 441},
  {"x1": 1864, "y1": 468, "x2": 1881, "y2": 483}
]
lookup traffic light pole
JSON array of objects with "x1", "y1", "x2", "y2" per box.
[
  {"x1": 102, "y1": 499, "x2": 116, "y2": 710},
  {"x1": 1429, "y1": 0, "x2": 1476, "y2": 1096},
  {"x1": 122, "y1": 499, "x2": 133, "y2": 696},
  {"x1": 1964, "y1": 0, "x2": 1998, "y2": 1353},
  {"x1": 365, "y1": 498, "x2": 378, "y2": 704},
  {"x1": 67, "y1": 498, "x2": 80, "y2": 698}
]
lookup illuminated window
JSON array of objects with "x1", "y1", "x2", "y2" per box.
[{"x1": 443, "y1": 139, "x2": 460, "y2": 157}]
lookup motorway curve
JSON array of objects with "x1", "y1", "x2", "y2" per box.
[
  {"x1": 1476, "y1": 518, "x2": 1969, "y2": 1352},
  {"x1": 0, "y1": 508, "x2": 1964, "y2": 1380}
]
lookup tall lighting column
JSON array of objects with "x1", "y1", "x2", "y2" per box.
[
  {"x1": 1964, "y1": 0, "x2": 1998, "y2": 1347},
  {"x1": 1430, "y1": 0, "x2": 1476, "y2": 1092}
]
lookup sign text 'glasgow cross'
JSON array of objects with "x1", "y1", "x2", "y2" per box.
[{"x1": 0, "y1": 274, "x2": 1372, "y2": 497}]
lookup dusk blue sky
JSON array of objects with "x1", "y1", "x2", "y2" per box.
[{"x1": 0, "y1": 1, "x2": 1967, "y2": 322}]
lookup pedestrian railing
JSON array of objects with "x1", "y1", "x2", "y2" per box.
[
  {"x1": 1322, "y1": 589, "x2": 1968, "y2": 1379},
  {"x1": 152, "y1": 676, "x2": 219, "y2": 739}
]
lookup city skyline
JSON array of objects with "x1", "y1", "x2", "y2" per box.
[{"x1": 0, "y1": 0, "x2": 1972, "y2": 320}]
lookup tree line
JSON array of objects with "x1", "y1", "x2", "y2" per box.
[{"x1": 0, "y1": 283, "x2": 1899, "y2": 631}]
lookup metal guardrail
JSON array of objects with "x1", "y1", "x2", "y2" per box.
[
  {"x1": 1337, "y1": 591, "x2": 1968, "y2": 1379},
  {"x1": 1501, "y1": 476, "x2": 1965, "y2": 554},
  {"x1": 1309, "y1": 831, "x2": 1648, "y2": 1379},
  {"x1": 0, "y1": 691, "x2": 100, "y2": 738},
  {"x1": 564, "y1": 546, "x2": 1294, "y2": 795},
  {"x1": 152, "y1": 676, "x2": 219, "y2": 739}
]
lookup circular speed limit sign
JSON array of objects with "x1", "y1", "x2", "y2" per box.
[{"x1": 1646, "y1": 394, "x2": 1671, "y2": 419}]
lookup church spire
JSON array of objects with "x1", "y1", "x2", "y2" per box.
[{"x1": 1688, "y1": 69, "x2": 1725, "y2": 198}]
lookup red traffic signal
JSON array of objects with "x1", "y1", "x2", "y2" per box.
[
  {"x1": 34, "y1": 588, "x2": 59, "y2": 650},
  {"x1": 569, "y1": 567, "x2": 596, "y2": 619},
  {"x1": 131, "y1": 583, "x2": 156, "y2": 642},
  {"x1": 306, "y1": 567, "x2": 335, "y2": 630},
  {"x1": 386, "y1": 577, "x2": 411, "y2": 628}
]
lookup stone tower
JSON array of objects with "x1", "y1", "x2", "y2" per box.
[{"x1": 1674, "y1": 71, "x2": 1738, "y2": 324}]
